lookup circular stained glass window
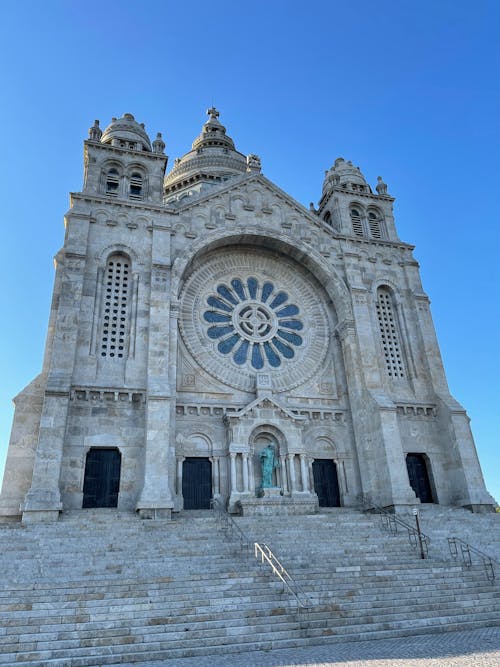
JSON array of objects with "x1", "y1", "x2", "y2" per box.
[
  {"x1": 179, "y1": 251, "x2": 329, "y2": 393},
  {"x1": 203, "y1": 278, "x2": 303, "y2": 369}
]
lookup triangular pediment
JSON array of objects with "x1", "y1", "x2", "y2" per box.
[
  {"x1": 170, "y1": 173, "x2": 319, "y2": 225},
  {"x1": 228, "y1": 394, "x2": 306, "y2": 423}
]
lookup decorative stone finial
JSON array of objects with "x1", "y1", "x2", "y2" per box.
[
  {"x1": 246, "y1": 154, "x2": 261, "y2": 173},
  {"x1": 152, "y1": 132, "x2": 166, "y2": 154},
  {"x1": 376, "y1": 176, "x2": 388, "y2": 195},
  {"x1": 207, "y1": 106, "x2": 220, "y2": 120},
  {"x1": 88, "y1": 120, "x2": 102, "y2": 142}
]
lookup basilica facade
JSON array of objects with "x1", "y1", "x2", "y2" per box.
[{"x1": 0, "y1": 110, "x2": 493, "y2": 522}]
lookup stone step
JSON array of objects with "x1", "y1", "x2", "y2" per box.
[
  {"x1": 2, "y1": 612, "x2": 499, "y2": 666},
  {"x1": 0, "y1": 508, "x2": 497, "y2": 665}
]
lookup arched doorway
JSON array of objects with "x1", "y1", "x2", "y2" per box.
[
  {"x1": 406, "y1": 453, "x2": 434, "y2": 503},
  {"x1": 312, "y1": 459, "x2": 341, "y2": 507},
  {"x1": 182, "y1": 457, "x2": 212, "y2": 509},
  {"x1": 82, "y1": 448, "x2": 121, "y2": 508}
]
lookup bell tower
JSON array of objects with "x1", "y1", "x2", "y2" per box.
[{"x1": 318, "y1": 157, "x2": 397, "y2": 242}]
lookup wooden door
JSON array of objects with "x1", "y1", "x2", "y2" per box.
[
  {"x1": 182, "y1": 457, "x2": 212, "y2": 509},
  {"x1": 313, "y1": 459, "x2": 340, "y2": 507},
  {"x1": 82, "y1": 448, "x2": 121, "y2": 508}
]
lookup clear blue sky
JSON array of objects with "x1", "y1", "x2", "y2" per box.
[{"x1": 0, "y1": 1, "x2": 498, "y2": 503}]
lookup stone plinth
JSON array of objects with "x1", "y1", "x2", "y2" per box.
[
  {"x1": 238, "y1": 493, "x2": 318, "y2": 516},
  {"x1": 257, "y1": 486, "x2": 282, "y2": 498}
]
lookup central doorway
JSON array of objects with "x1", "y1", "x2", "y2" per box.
[
  {"x1": 312, "y1": 459, "x2": 340, "y2": 507},
  {"x1": 82, "y1": 448, "x2": 121, "y2": 508},
  {"x1": 182, "y1": 457, "x2": 212, "y2": 509}
]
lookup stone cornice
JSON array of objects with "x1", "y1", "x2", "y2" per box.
[
  {"x1": 319, "y1": 186, "x2": 395, "y2": 212},
  {"x1": 70, "y1": 192, "x2": 175, "y2": 215},
  {"x1": 84, "y1": 140, "x2": 168, "y2": 163}
]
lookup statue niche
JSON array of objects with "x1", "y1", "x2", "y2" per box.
[
  {"x1": 260, "y1": 444, "x2": 279, "y2": 489},
  {"x1": 254, "y1": 432, "x2": 281, "y2": 494}
]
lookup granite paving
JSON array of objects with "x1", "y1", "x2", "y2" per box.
[{"x1": 120, "y1": 628, "x2": 500, "y2": 667}]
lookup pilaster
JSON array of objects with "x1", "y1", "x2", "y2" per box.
[
  {"x1": 22, "y1": 227, "x2": 90, "y2": 522},
  {"x1": 136, "y1": 226, "x2": 175, "y2": 518}
]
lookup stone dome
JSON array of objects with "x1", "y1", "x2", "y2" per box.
[
  {"x1": 101, "y1": 113, "x2": 152, "y2": 152},
  {"x1": 322, "y1": 157, "x2": 369, "y2": 194},
  {"x1": 164, "y1": 108, "x2": 247, "y2": 191}
]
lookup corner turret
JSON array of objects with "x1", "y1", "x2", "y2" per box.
[
  {"x1": 82, "y1": 114, "x2": 168, "y2": 204},
  {"x1": 318, "y1": 157, "x2": 397, "y2": 241}
]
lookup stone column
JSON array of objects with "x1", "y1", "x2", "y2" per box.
[
  {"x1": 230, "y1": 453, "x2": 237, "y2": 493},
  {"x1": 280, "y1": 456, "x2": 288, "y2": 494},
  {"x1": 176, "y1": 457, "x2": 184, "y2": 495},
  {"x1": 211, "y1": 456, "x2": 220, "y2": 497},
  {"x1": 288, "y1": 454, "x2": 297, "y2": 493},
  {"x1": 248, "y1": 454, "x2": 255, "y2": 494},
  {"x1": 300, "y1": 454, "x2": 309, "y2": 492},
  {"x1": 242, "y1": 453, "x2": 249, "y2": 493},
  {"x1": 308, "y1": 458, "x2": 314, "y2": 494}
]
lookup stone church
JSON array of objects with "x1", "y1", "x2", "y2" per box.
[{"x1": 0, "y1": 109, "x2": 493, "y2": 523}]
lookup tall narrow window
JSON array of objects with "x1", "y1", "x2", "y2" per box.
[
  {"x1": 106, "y1": 168, "x2": 120, "y2": 196},
  {"x1": 376, "y1": 287, "x2": 405, "y2": 378},
  {"x1": 100, "y1": 254, "x2": 130, "y2": 359},
  {"x1": 350, "y1": 208, "x2": 364, "y2": 237},
  {"x1": 323, "y1": 211, "x2": 332, "y2": 226},
  {"x1": 129, "y1": 172, "x2": 143, "y2": 200},
  {"x1": 368, "y1": 211, "x2": 383, "y2": 239}
]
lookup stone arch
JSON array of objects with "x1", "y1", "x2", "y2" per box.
[
  {"x1": 97, "y1": 243, "x2": 138, "y2": 265},
  {"x1": 371, "y1": 278, "x2": 404, "y2": 307},
  {"x1": 249, "y1": 423, "x2": 286, "y2": 454},
  {"x1": 249, "y1": 424, "x2": 285, "y2": 490},
  {"x1": 184, "y1": 432, "x2": 213, "y2": 456},
  {"x1": 313, "y1": 435, "x2": 337, "y2": 457},
  {"x1": 171, "y1": 230, "x2": 353, "y2": 324}
]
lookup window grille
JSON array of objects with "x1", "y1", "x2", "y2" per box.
[
  {"x1": 350, "y1": 208, "x2": 364, "y2": 237},
  {"x1": 129, "y1": 172, "x2": 143, "y2": 200},
  {"x1": 368, "y1": 211, "x2": 383, "y2": 239},
  {"x1": 106, "y1": 168, "x2": 120, "y2": 196},
  {"x1": 100, "y1": 255, "x2": 130, "y2": 359},
  {"x1": 376, "y1": 287, "x2": 405, "y2": 378}
]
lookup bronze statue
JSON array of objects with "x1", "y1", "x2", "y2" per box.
[{"x1": 260, "y1": 444, "x2": 278, "y2": 488}]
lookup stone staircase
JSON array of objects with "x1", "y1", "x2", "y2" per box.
[{"x1": 0, "y1": 506, "x2": 498, "y2": 666}]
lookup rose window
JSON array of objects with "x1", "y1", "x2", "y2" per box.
[{"x1": 203, "y1": 278, "x2": 303, "y2": 369}]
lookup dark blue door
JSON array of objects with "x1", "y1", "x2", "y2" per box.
[
  {"x1": 313, "y1": 459, "x2": 340, "y2": 507},
  {"x1": 406, "y1": 454, "x2": 434, "y2": 503},
  {"x1": 82, "y1": 448, "x2": 121, "y2": 508},
  {"x1": 182, "y1": 457, "x2": 212, "y2": 509}
]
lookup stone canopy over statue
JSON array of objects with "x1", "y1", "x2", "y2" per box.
[{"x1": 260, "y1": 444, "x2": 279, "y2": 489}]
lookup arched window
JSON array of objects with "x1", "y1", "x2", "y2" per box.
[
  {"x1": 350, "y1": 208, "x2": 364, "y2": 237},
  {"x1": 129, "y1": 172, "x2": 143, "y2": 200},
  {"x1": 368, "y1": 210, "x2": 383, "y2": 239},
  {"x1": 376, "y1": 286, "x2": 405, "y2": 378},
  {"x1": 100, "y1": 254, "x2": 130, "y2": 359},
  {"x1": 105, "y1": 168, "x2": 120, "y2": 196},
  {"x1": 323, "y1": 211, "x2": 332, "y2": 226}
]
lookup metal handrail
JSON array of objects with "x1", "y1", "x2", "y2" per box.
[
  {"x1": 358, "y1": 493, "x2": 430, "y2": 558},
  {"x1": 254, "y1": 542, "x2": 313, "y2": 608},
  {"x1": 210, "y1": 498, "x2": 250, "y2": 553},
  {"x1": 448, "y1": 537, "x2": 497, "y2": 582},
  {"x1": 210, "y1": 498, "x2": 313, "y2": 608}
]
